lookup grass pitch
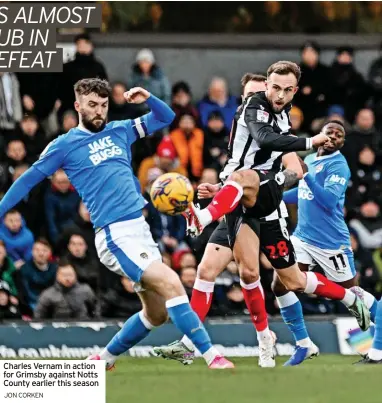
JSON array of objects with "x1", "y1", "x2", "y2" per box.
[{"x1": 106, "y1": 356, "x2": 380, "y2": 403}]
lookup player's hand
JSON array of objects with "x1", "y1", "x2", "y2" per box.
[
  {"x1": 197, "y1": 183, "x2": 220, "y2": 199},
  {"x1": 124, "y1": 87, "x2": 150, "y2": 104},
  {"x1": 312, "y1": 132, "x2": 330, "y2": 148}
]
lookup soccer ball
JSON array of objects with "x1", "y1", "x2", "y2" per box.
[{"x1": 150, "y1": 172, "x2": 194, "y2": 216}]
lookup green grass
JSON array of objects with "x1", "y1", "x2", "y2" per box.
[{"x1": 106, "y1": 356, "x2": 381, "y2": 403}]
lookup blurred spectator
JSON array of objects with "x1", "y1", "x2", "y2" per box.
[
  {"x1": 138, "y1": 136, "x2": 187, "y2": 192},
  {"x1": 203, "y1": 111, "x2": 229, "y2": 170},
  {"x1": 179, "y1": 252, "x2": 197, "y2": 270},
  {"x1": 34, "y1": 260, "x2": 98, "y2": 319},
  {"x1": 294, "y1": 41, "x2": 330, "y2": 131},
  {"x1": 180, "y1": 266, "x2": 197, "y2": 299},
  {"x1": 349, "y1": 201, "x2": 382, "y2": 249},
  {"x1": 218, "y1": 282, "x2": 247, "y2": 316},
  {"x1": 12, "y1": 115, "x2": 47, "y2": 162},
  {"x1": 328, "y1": 46, "x2": 368, "y2": 122},
  {"x1": 64, "y1": 233, "x2": 99, "y2": 292},
  {"x1": 131, "y1": 2, "x2": 164, "y2": 32},
  {"x1": 342, "y1": 109, "x2": 380, "y2": 174},
  {"x1": 197, "y1": 77, "x2": 238, "y2": 130},
  {"x1": 59, "y1": 202, "x2": 96, "y2": 257},
  {"x1": 16, "y1": 72, "x2": 61, "y2": 137},
  {"x1": 0, "y1": 140, "x2": 28, "y2": 194},
  {"x1": 129, "y1": 48, "x2": 171, "y2": 105},
  {"x1": 311, "y1": 104, "x2": 351, "y2": 134},
  {"x1": 59, "y1": 34, "x2": 108, "y2": 117},
  {"x1": 289, "y1": 106, "x2": 312, "y2": 158},
  {"x1": 0, "y1": 240, "x2": 18, "y2": 297},
  {"x1": 44, "y1": 169, "x2": 81, "y2": 246},
  {"x1": 170, "y1": 81, "x2": 199, "y2": 130},
  {"x1": 0, "y1": 210, "x2": 34, "y2": 269},
  {"x1": 346, "y1": 146, "x2": 382, "y2": 208},
  {"x1": 53, "y1": 110, "x2": 79, "y2": 139},
  {"x1": 0, "y1": 280, "x2": 21, "y2": 320},
  {"x1": 108, "y1": 81, "x2": 144, "y2": 122},
  {"x1": 10, "y1": 164, "x2": 48, "y2": 239},
  {"x1": 367, "y1": 42, "x2": 382, "y2": 129},
  {"x1": 170, "y1": 114, "x2": 204, "y2": 180},
  {"x1": 101, "y1": 277, "x2": 142, "y2": 318},
  {"x1": 349, "y1": 229, "x2": 380, "y2": 296},
  {"x1": 19, "y1": 239, "x2": 57, "y2": 311},
  {"x1": 0, "y1": 72, "x2": 22, "y2": 135},
  {"x1": 144, "y1": 200, "x2": 187, "y2": 254}
]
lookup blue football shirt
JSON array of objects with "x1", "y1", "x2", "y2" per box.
[{"x1": 294, "y1": 151, "x2": 351, "y2": 250}]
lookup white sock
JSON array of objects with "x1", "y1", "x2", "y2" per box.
[
  {"x1": 257, "y1": 328, "x2": 272, "y2": 344},
  {"x1": 181, "y1": 335, "x2": 195, "y2": 351},
  {"x1": 202, "y1": 346, "x2": 220, "y2": 365},
  {"x1": 368, "y1": 348, "x2": 382, "y2": 361},
  {"x1": 99, "y1": 348, "x2": 117, "y2": 364},
  {"x1": 341, "y1": 289, "x2": 356, "y2": 307},
  {"x1": 199, "y1": 208, "x2": 213, "y2": 227},
  {"x1": 296, "y1": 338, "x2": 312, "y2": 348}
]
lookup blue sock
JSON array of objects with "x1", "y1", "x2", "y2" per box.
[
  {"x1": 166, "y1": 296, "x2": 212, "y2": 354},
  {"x1": 370, "y1": 299, "x2": 378, "y2": 323},
  {"x1": 107, "y1": 311, "x2": 153, "y2": 356},
  {"x1": 372, "y1": 299, "x2": 382, "y2": 350},
  {"x1": 277, "y1": 292, "x2": 309, "y2": 344}
]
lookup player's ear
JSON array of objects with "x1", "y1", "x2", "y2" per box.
[
  {"x1": 74, "y1": 101, "x2": 80, "y2": 113},
  {"x1": 294, "y1": 86, "x2": 299, "y2": 95}
]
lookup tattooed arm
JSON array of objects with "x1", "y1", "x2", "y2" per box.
[{"x1": 281, "y1": 152, "x2": 305, "y2": 189}]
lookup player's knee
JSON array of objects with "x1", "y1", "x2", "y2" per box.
[
  {"x1": 144, "y1": 308, "x2": 168, "y2": 327},
  {"x1": 197, "y1": 260, "x2": 219, "y2": 282},
  {"x1": 271, "y1": 276, "x2": 288, "y2": 296},
  {"x1": 240, "y1": 265, "x2": 259, "y2": 284}
]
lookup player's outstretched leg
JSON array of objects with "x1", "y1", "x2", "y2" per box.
[
  {"x1": 145, "y1": 260, "x2": 234, "y2": 369},
  {"x1": 186, "y1": 170, "x2": 260, "y2": 235},
  {"x1": 234, "y1": 223, "x2": 275, "y2": 368},
  {"x1": 347, "y1": 286, "x2": 378, "y2": 323},
  {"x1": 355, "y1": 298, "x2": 382, "y2": 364},
  {"x1": 154, "y1": 242, "x2": 232, "y2": 365},
  {"x1": 271, "y1": 274, "x2": 319, "y2": 366},
  {"x1": 276, "y1": 265, "x2": 371, "y2": 331},
  {"x1": 88, "y1": 289, "x2": 167, "y2": 370}
]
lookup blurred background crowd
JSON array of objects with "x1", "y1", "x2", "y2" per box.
[{"x1": 1, "y1": 1, "x2": 382, "y2": 323}]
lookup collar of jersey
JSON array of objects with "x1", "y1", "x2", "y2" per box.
[{"x1": 314, "y1": 150, "x2": 340, "y2": 161}]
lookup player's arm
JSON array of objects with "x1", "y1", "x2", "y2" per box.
[
  {"x1": 282, "y1": 152, "x2": 304, "y2": 188},
  {"x1": 303, "y1": 161, "x2": 349, "y2": 211},
  {"x1": 243, "y1": 97, "x2": 328, "y2": 151},
  {"x1": 124, "y1": 87, "x2": 175, "y2": 142},
  {"x1": 0, "y1": 139, "x2": 64, "y2": 219}
]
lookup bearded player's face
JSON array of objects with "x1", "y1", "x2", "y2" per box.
[
  {"x1": 75, "y1": 92, "x2": 109, "y2": 133},
  {"x1": 265, "y1": 73, "x2": 298, "y2": 113}
]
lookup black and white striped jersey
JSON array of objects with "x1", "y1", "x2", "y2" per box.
[{"x1": 220, "y1": 91, "x2": 309, "y2": 181}]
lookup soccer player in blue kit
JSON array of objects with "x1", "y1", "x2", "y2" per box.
[
  {"x1": 0, "y1": 78, "x2": 234, "y2": 370},
  {"x1": 276, "y1": 120, "x2": 378, "y2": 364}
]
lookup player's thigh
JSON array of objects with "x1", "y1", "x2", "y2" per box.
[
  {"x1": 198, "y1": 220, "x2": 233, "y2": 282},
  {"x1": 290, "y1": 235, "x2": 314, "y2": 267},
  {"x1": 302, "y1": 243, "x2": 356, "y2": 283},
  {"x1": 260, "y1": 218, "x2": 296, "y2": 270},
  {"x1": 275, "y1": 263, "x2": 307, "y2": 292},
  {"x1": 227, "y1": 169, "x2": 260, "y2": 208},
  {"x1": 271, "y1": 271, "x2": 289, "y2": 296},
  {"x1": 233, "y1": 221, "x2": 260, "y2": 282},
  {"x1": 141, "y1": 260, "x2": 185, "y2": 300},
  {"x1": 95, "y1": 216, "x2": 162, "y2": 284},
  {"x1": 137, "y1": 289, "x2": 168, "y2": 327}
]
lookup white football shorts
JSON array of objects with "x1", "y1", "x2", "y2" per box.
[
  {"x1": 95, "y1": 215, "x2": 162, "y2": 285},
  {"x1": 291, "y1": 235, "x2": 356, "y2": 282}
]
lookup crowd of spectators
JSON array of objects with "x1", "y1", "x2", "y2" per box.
[{"x1": 1, "y1": 33, "x2": 382, "y2": 322}]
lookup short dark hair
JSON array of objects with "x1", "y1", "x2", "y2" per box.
[
  {"x1": 74, "y1": 33, "x2": 92, "y2": 44},
  {"x1": 57, "y1": 257, "x2": 73, "y2": 269},
  {"x1": 267, "y1": 61, "x2": 301, "y2": 83},
  {"x1": 74, "y1": 78, "x2": 111, "y2": 99},
  {"x1": 35, "y1": 238, "x2": 52, "y2": 250},
  {"x1": 325, "y1": 120, "x2": 346, "y2": 130},
  {"x1": 241, "y1": 73, "x2": 266, "y2": 88}
]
